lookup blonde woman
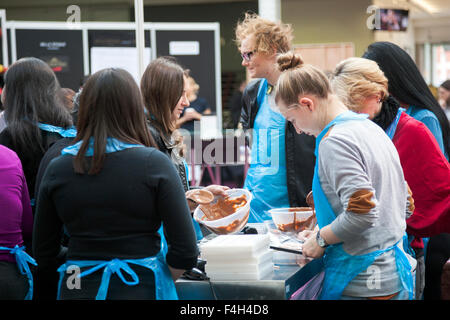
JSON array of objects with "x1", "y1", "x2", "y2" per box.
[
  {"x1": 235, "y1": 13, "x2": 315, "y2": 222},
  {"x1": 330, "y1": 57, "x2": 450, "y2": 299},
  {"x1": 275, "y1": 52, "x2": 415, "y2": 300}
]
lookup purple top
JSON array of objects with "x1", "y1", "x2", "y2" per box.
[{"x1": 0, "y1": 145, "x2": 33, "y2": 263}]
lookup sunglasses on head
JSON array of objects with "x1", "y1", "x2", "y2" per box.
[{"x1": 241, "y1": 51, "x2": 255, "y2": 61}]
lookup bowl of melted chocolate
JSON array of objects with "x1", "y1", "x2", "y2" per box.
[
  {"x1": 268, "y1": 207, "x2": 316, "y2": 232},
  {"x1": 193, "y1": 189, "x2": 252, "y2": 235}
]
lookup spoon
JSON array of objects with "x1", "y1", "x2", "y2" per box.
[{"x1": 185, "y1": 189, "x2": 215, "y2": 205}]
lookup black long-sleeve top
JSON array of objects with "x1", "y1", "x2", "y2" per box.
[
  {"x1": 33, "y1": 147, "x2": 199, "y2": 287},
  {"x1": 0, "y1": 128, "x2": 64, "y2": 204}
]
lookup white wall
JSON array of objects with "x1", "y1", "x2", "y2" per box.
[{"x1": 414, "y1": 16, "x2": 450, "y2": 44}]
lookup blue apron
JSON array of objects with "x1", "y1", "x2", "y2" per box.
[
  {"x1": 385, "y1": 108, "x2": 429, "y2": 260},
  {"x1": 244, "y1": 79, "x2": 290, "y2": 222},
  {"x1": 0, "y1": 245, "x2": 37, "y2": 300},
  {"x1": 56, "y1": 249, "x2": 177, "y2": 300},
  {"x1": 61, "y1": 137, "x2": 143, "y2": 156},
  {"x1": 312, "y1": 111, "x2": 414, "y2": 300}
]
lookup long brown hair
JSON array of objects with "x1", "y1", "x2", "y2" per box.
[
  {"x1": 3, "y1": 57, "x2": 72, "y2": 155},
  {"x1": 73, "y1": 68, "x2": 156, "y2": 175},
  {"x1": 140, "y1": 57, "x2": 185, "y2": 135}
]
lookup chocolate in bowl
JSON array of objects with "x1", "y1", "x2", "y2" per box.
[
  {"x1": 206, "y1": 210, "x2": 250, "y2": 235},
  {"x1": 269, "y1": 207, "x2": 316, "y2": 232},
  {"x1": 199, "y1": 194, "x2": 247, "y2": 221},
  {"x1": 194, "y1": 189, "x2": 252, "y2": 235}
]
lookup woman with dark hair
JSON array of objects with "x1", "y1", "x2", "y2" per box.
[
  {"x1": 362, "y1": 41, "x2": 450, "y2": 160},
  {"x1": 140, "y1": 57, "x2": 229, "y2": 240},
  {"x1": 0, "y1": 57, "x2": 75, "y2": 209},
  {"x1": 33, "y1": 68, "x2": 198, "y2": 300}
]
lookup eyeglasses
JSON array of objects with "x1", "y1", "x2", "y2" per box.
[{"x1": 240, "y1": 51, "x2": 255, "y2": 61}]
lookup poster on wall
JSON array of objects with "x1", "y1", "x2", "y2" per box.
[
  {"x1": 90, "y1": 47, "x2": 151, "y2": 85},
  {"x1": 88, "y1": 29, "x2": 151, "y2": 84},
  {"x1": 14, "y1": 29, "x2": 84, "y2": 90}
]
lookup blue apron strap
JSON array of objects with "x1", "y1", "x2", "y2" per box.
[
  {"x1": 312, "y1": 168, "x2": 337, "y2": 229},
  {"x1": 56, "y1": 263, "x2": 68, "y2": 300},
  {"x1": 385, "y1": 108, "x2": 405, "y2": 140},
  {"x1": 312, "y1": 111, "x2": 369, "y2": 228},
  {"x1": 61, "y1": 137, "x2": 145, "y2": 156},
  {"x1": 403, "y1": 233, "x2": 416, "y2": 258},
  {"x1": 158, "y1": 225, "x2": 169, "y2": 257},
  {"x1": 256, "y1": 79, "x2": 267, "y2": 107},
  {"x1": 38, "y1": 122, "x2": 77, "y2": 138},
  {"x1": 0, "y1": 245, "x2": 37, "y2": 300},
  {"x1": 394, "y1": 244, "x2": 414, "y2": 300},
  {"x1": 128, "y1": 254, "x2": 178, "y2": 300},
  {"x1": 58, "y1": 253, "x2": 178, "y2": 300}
]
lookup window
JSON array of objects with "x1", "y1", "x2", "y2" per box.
[{"x1": 432, "y1": 43, "x2": 450, "y2": 87}]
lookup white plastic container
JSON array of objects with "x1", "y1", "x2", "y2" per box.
[
  {"x1": 200, "y1": 234, "x2": 270, "y2": 261},
  {"x1": 205, "y1": 250, "x2": 273, "y2": 273},
  {"x1": 268, "y1": 207, "x2": 316, "y2": 232},
  {"x1": 193, "y1": 188, "x2": 252, "y2": 235},
  {"x1": 206, "y1": 262, "x2": 273, "y2": 281},
  {"x1": 200, "y1": 234, "x2": 273, "y2": 281}
]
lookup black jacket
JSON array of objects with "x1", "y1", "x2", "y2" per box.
[
  {"x1": 148, "y1": 121, "x2": 190, "y2": 192},
  {"x1": 240, "y1": 79, "x2": 316, "y2": 207}
]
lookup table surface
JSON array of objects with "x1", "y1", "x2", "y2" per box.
[{"x1": 175, "y1": 225, "x2": 323, "y2": 300}]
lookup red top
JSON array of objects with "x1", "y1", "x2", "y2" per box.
[{"x1": 393, "y1": 113, "x2": 450, "y2": 248}]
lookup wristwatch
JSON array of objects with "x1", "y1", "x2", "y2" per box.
[{"x1": 316, "y1": 230, "x2": 329, "y2": 248}]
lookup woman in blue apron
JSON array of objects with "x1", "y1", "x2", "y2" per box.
[
  {"x1": 275, "y1": 52, "x2": 415, "y2": 300},
  {"x1": 0, "y1": 57, "x2": 74, "y2": 213},
  {"x1": 141, "y1": 57, "x2": 229, "y2": 241},
  {"x1": 330, "y1": 57, "x2": 450, "y2": 299},
  {"x1": 33, "y1": 68, "x2": 198, "y2": 300}
]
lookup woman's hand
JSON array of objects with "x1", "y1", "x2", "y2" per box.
[
  {"x1": 297, "y1": 229, "x2": 316, "y2": 241},
  {"x1": 306, "y1": 191, "x2": 314, "y2": 209},
  {"x1": 203, "y1": 185, "x2": 230, "y2": 197},
  {"x1": 297, "y1": 224, "x2": 319, "y2": 241},
  {"x1": 302, "y1": 232, "x2": 325, "y2": 259}
]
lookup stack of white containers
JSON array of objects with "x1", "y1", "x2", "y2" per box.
[{"x1": 200, "y1": 234, "x2": 273, "y2": 281}]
